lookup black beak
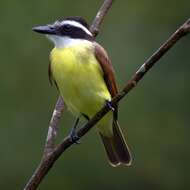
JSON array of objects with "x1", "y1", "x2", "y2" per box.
[{"x1": 32, "y1": 25, "x2": 56, "y2": 35}]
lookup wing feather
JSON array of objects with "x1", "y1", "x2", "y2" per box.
[{"x1": 94, "y1": 42, "x2": 118, "y2": 119}]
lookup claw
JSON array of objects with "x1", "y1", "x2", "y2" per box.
[
  {"x1": 69, "y1": 132, "x2": 80, "y2": 144},
  {"x1": 69, "y1": 117, "x2": 80, "y2": 144},
  {"x1": 106, "y1": 100, "x2": 115, "y2": 111}
]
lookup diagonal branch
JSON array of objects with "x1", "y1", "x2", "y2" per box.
[
  {"x1": 90, "y1": 0, "x2": 114, "y2": 36},
  {"x1": 43, "y1": 96, "x2": 64, "y2": 157}
]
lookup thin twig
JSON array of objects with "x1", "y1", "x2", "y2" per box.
[
  {"x1": 43, "y1": 96, "x2": 64, "y2": 157},
  {"x1": 24, "y1": 0, "x2": 114, "y2": 189},
  {"x1": 90, "y1": 0, "x2": 114, "y2": 36}
]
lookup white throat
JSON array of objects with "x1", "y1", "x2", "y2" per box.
[{"x1": 46, "y1": 35, "x2": 88, "y2": 48}]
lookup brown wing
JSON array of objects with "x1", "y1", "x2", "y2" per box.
[{"x1": 94, "y1": 42, "x2": 118, "y2": 119}]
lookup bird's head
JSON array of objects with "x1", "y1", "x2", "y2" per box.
[{"x1": 33, "y1": 16, "x2": 94, "y2": 48}]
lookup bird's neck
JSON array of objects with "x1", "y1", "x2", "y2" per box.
[{"x1": 46, "y1": 35, "x2": 91, "y2": 49}]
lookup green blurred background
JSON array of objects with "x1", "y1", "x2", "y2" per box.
[{"x1": 0, "y1": 0, "x2": 190, "y2": 189}]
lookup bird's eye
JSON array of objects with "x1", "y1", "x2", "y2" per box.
[{"x1": 64, "y1": 24, "x2": 72, "y2": 32}]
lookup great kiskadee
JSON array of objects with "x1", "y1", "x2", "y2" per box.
[{"x1": 33, "y1": 16, "x2": 132, "y2": 167}]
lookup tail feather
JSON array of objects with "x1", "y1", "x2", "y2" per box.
[
  {"x1": 99, "y1": 121, "x2": 132, "y2": 167},
  {"x1": 99, "y1": 133, "x2": 120, "y2": 167}
]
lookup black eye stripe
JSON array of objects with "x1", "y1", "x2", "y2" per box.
[
  {"x1": 53, "y1": 23, "x2": 94, "y2": 41},
  {"x1": 63, "y1": 24, "x2": 72, "y2": 31},
  {"x1": 59, "y1": 24, "x2": 86, "y2": 34}
]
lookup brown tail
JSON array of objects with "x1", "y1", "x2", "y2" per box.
[{"x1": 99, "y1": 121, "x2": 132, "y2": 167}]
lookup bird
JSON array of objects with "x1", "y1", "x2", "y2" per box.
[{"x1": 33, "y1": 16, "x2": 132, "y2": 167}]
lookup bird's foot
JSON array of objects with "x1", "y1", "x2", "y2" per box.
[
  {"x1": 105, "y1": 100, "x2": 115, "y2": 112},
  {"x1": 69, "y1": 131, "x2": 80, "y2": 144},
  {"x1": 69, "y1": 118, "x2": 80, "y2": 144}
]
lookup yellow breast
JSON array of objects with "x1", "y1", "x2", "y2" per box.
[{"x1": 50, "y1": 42, "x2": 111, "y2": 117}]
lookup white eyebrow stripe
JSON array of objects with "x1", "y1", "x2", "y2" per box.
[{"x1": 61, "y1": 20, "x2": 92, "y2": 36}]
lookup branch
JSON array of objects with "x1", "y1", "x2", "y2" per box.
[
  {"x1": 24, "y1": 0, "x2": 114, "y2": 190},
  {"x1": 90, "y1": 0, "x2": 114, "y2": 36},
  {"x1": 43, "y1": 96, "x2": 64, "y2": 157}
]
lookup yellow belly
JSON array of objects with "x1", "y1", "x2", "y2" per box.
[{"x1": 50, "y1": 43, "x2": 112, "y2": 125}]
